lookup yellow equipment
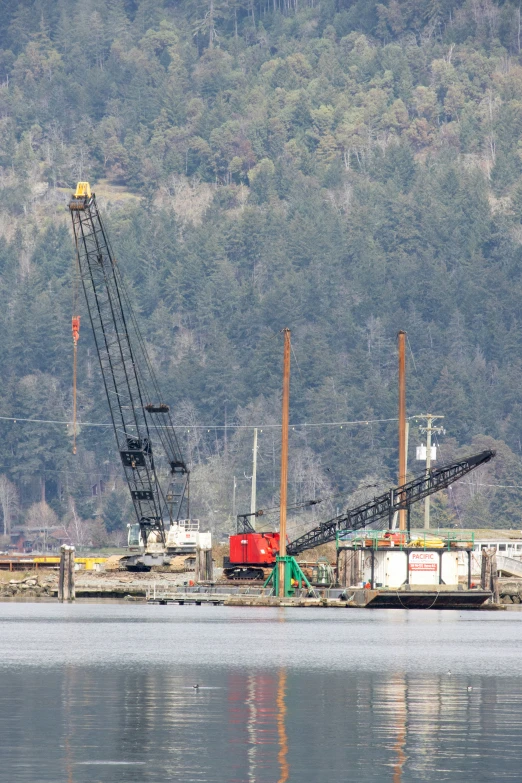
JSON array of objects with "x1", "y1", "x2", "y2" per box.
[
  {"x1": 32, "y1": 556, "x2": 108, "y2": 570},
  {"x1": 408, "y1": 537, "x2": 445, "y2": 548},
  {"x1": 69, "y1": 181, "x2": 93, "y2": 210},
  {"x1": 74, "y1": 182, "x2": 91, "y2": 198}
]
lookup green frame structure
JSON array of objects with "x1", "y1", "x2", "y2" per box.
[{"x1": 264, "y1": 556, "x2": 314, "y2": 597}]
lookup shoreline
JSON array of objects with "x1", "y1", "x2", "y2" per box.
[{"x1": 1, "y1": 568, "x2": 519, "y2": 609}]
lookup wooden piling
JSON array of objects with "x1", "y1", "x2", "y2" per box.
[
  {"x1": 58, "y1": 547, "x2": 65, "y2": 602},
  {"x1": 481, "y1": 548, "x2": 499, "y2": 603},
  {"x1": 58, "y1": 545, "x2": 75, "y2": 602},
  {"x1": 480, "y1": 548, "x2": 489, "y2": 590},
  {"x1": 195, "y1": 544, "x2": 213, "y2": 582},
  {"x1": 339, "y1": 549, "x2": 360, "y2": 588},
  {"x1": 205, "y1": 549, "x2": 213, "y2": 581},
  {"x1": 491, "y1": 551, "x2": 499, "y2": 604}
]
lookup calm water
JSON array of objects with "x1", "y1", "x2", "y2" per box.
[{"x1": 1, "y1": 604, "x2": 522, "y2": 782}]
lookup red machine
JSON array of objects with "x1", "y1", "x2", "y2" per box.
[
  {"x1": 229, "y1": 531, "x2": 280, "y2": 566},
  {"x1": 224, "y1": 532, "x2": 280, "y2": 580}
]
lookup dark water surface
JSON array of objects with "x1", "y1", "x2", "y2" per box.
[{"x1": 1, "y1": 603, "x2": 522, "y2": 782}]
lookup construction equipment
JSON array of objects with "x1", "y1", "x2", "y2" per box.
[
  {"x1": 222, "y1": 502, "x2": 319, "y2": 580},
  {"x1": 223, "y1": 511, "x2": 281, "y2": 580},
  {"x1": 287, "y1": 450, "x2": 494, "y2": 555},
  {"x1": 224, "y1": 450, "x2": 495, "y2": 578},
  {"x1": 68, "y1": 183, "x2": 210, "y2": 570},
  {"x1": 312, "y1": 557, "x2": 335, "y2": 586}
]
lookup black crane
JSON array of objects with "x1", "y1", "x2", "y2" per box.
[
  {"x1": 287, "y1": 450, "x2": 495, "y2": 555},
  {"x1": 69, "y1": 183, "x2": 188, "y2": 559}
]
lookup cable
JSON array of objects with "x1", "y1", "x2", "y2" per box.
[
  {"x1": 0, "y1": 414, "x2": 412, "y2": 429},
  {"x1": 0, "y1": 416, "x2": 112, "y2": 427},
  {"x1": 432, "y1": 434, "x2": 465, "y2": 526},
  {"x1": 459, "y1": 481, "x2": 522, "y2": 490},
  {"x1": 71, "y1": 230, "x2": 81, "y2": 455},
  {"x1": 405, "y1": 334, "x2": 415, "y2": 370},
  {"x1": 237, "y1": 479, "x2": 390, "y2": 533},
  {"x1": 238, "y1": 498, "x2": 324, "y2": 520},
  {"x1": 290, "y1": 341, "x2": 302, "y2": 379}
]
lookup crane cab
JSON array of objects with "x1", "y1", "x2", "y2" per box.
[{"x1": 127, "y1": 522, "x2": 143, "y2": 549}]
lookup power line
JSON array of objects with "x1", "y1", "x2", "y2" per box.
[
  {"x1": 0, "y1": 416, "x2": 110, "y2": 427},
  {"x1": 0, "y1": 414, "x2": 410, "y2": 430},
  {"x1": 0, "y1": 461, "x2": 315, "y2": 486},
  {"x1": 459, "y1": 481, "x2": 522, "y2": 490}
]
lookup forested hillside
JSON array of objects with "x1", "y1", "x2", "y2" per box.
[{"x1": 1, "y1": 0, "x2": 522, "y2": 544}]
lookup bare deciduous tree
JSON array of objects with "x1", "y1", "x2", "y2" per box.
[
  {"x1": 25, "y1": 501, "x2": 59, "y2": 529},
  {"x1": 64, "y1": 499, "x2": 90, "y2": 549},
  {"x1": 25, "y1": 501, "x2": 59, "y2": 552}
]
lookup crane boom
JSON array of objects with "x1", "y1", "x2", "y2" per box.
[
  {"x1": 69, "y1": 183, "x2": 188, "y2": 547},
  {"x1": 287, "y1": 450, "x2": 495, "y2": 556}
]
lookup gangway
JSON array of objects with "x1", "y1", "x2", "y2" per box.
[{"x1": 495, "y1": 555, "x2": 522, "y2": 579}]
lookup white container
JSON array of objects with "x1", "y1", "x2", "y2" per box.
[
  {"x1": 361, "y1": 550, "x2": 407, "y2": 588},
  {"x1": 360, "y1": 548, "x2": 459, "y2": 588}
]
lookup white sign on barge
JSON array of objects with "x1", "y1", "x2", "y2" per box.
[{"x1": 359, "y1": 547, "x2": 459, "y2": 588}]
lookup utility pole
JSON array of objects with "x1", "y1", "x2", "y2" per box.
[
  {"x1": 398, "y1": 331, "x2": 407, "y2": 531},
  {"x1": 250, "y1": 428, "x2": 258, "y2": 525},
  {"x1": 224, "y1": 400, "x2": 228, "y2": 458},
  {"x1": 278, "y1": 328, "x2": 291, "y2": 597},
  {"x1": 405, "y1": 419, "x2": 410, "y2": 476},
  {"x1": 232, "y1": 475, "x2": 237, "y2": 522},
  {"x1": 416, "y1": 414, "x2": 445, "y2": 529}
]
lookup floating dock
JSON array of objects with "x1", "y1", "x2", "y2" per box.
[{"x1": 146, "y1": 584, "x2": 493, "y2": 609}]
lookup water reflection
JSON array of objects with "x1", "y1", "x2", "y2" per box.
[
  {"x1": 246, "y1": 673, "x2": 257, "y2": 782},
  {"x1": 228, "y1": 670, "x2": 289, "y2": 783},
  {"x1": 63, "y1": 667, "x2": 75, "y2": 783},
  {"x1": 277, "y1": 670, "x2": 289, "y2": 783},
  {"x1": 389, "y1": 676, "x2": 407, "y2": 783},
  {"x1": 8, "y1": 662, "x2": 292, "y2": 783},
  {"x1": 2, "y1": 607, "x2": 522, "y2": 782}
]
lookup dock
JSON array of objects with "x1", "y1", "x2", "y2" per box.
[{"x1": 146, "y1": 584, "x2": 493, "y2": 609}]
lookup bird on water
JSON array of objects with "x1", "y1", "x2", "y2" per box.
[{"x1": 193, "y1": 684, "x2": 200, "y2": 690}]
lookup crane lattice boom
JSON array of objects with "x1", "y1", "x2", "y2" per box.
[
  {"x1": 69, "y1": 183, "x2": 188, "y2": 545},
  {"x1": 287, "y1": 450, "x2": 495, "y2": 556}
]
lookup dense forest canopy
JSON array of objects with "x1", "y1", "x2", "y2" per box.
[{"x1": 1, "y1": 0, "x2": 522, "y2": 543}]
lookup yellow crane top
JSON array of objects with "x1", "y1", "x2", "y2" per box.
[
  {"x1": 74, "y1": 182, "x2": 91, "y2": 198},
  {"x1": 69, "y1": 182, "x2": 93, "y2": 211}
]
